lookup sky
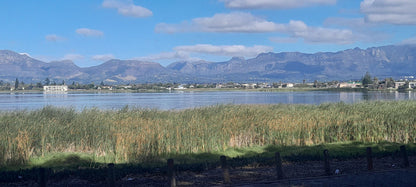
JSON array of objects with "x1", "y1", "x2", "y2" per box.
[{"x1": 1, "y1": 0, "x2": 416, "y2": 67}]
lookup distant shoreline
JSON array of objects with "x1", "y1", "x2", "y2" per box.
[{"x1": 0, "y1": 87, "x2": 404, "y2": 94}]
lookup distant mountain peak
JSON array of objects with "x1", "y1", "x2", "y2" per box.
[{"x1": 1, "y1": 45, "x2": 416, "y2": 83}]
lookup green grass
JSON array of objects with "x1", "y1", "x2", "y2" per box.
[{"x1": 0, "y1": 101, "x2": 415, "y2": 170}]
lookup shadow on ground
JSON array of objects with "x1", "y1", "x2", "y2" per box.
[{"x1": 1, "y1": 141, "x2": 415, "y2": 184}]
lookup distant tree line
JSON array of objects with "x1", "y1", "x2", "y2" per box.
[
  {"x1": 1, "y1": 73, "x2": 415, "y2": 91},
  {"x1": 361, "y1": 72, "x2": 396, "y2": 89},
  {"x1": 0, "y1": 78, "x2": 67, "y2": 91}
]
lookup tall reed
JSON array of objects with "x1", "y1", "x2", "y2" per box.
[{"x1": 0, "y1": 101, "x2": 415, "y2": 166}]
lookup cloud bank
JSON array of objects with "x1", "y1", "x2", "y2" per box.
[
  {"x1": 156, "y1": 12, "x2": 355, "y2": 44},
  {"x1": 156, "y1": 12, "x2": 282, "y2": 33},
  {"x1": 361, "y1": 0, "x2": 416, "y2": 25},
  {"x1": 92, "y1": 54, "x2": 115, "y2": 61},
  {"x1": 102, "y1": 0, "x2": 152, "y2": 18},
  {"x1": 136, "y1": 44, "x2": 273, "y2": 62},
  {"x1": 174, "y1": 44, "x2": 273, "y2": 57},
  {"x1": 221, "y1": 0, "x2": 336, "y2": 9}
]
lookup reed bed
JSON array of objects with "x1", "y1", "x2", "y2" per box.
[{"x1": 0, "y1": 101, "x2": 415, "y2": 167}]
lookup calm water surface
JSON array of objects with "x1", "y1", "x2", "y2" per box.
[{"x1": 1, "y1": 91, "x2": 415, "y2": 111}]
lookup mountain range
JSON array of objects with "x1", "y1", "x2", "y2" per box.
[{"x1": 1, "y1": 45, "x2": 415, "y2": 84}]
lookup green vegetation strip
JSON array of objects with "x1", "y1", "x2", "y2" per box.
[{"x1": 0, "y1": 101, "x2": 415, "y2": 172}]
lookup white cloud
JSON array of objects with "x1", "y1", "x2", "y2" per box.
[
  {"x1": 135, "y1": 51, "x2": 203, "y2": 62},
  {"x1": 400, "y1": 36, "x2": 416, "y2": 45},
  {"x1": 285, "y1": 20, "x2": 355, "y2": 44},
  {"x1": 191, "y1": 12, "x2": 281, "y2": 33},
  {"x1": 76, "y1": 28, "x2": 104, "y2": 37},
  {"x1": 323, "y1": 17, "x2": 389, "y2": 43},
  {"x1": 221, "y1": 0, "x2": 336, "y2": 9},
  {"x1": 360, "y1": 0, "x2": 416, "y2": 25},
  {"x1": 62, "y1": 54, "x2": 84, "y2": 61},
  {"x1": 174, "y1": 44, "x2": 273, "y2": 57},
  {"x1": 45, "y1": 34, "x2": 66, "y2": 42},
  {"x1": 19, "y1": 53, "x2": 31, "y2": 57},
  {"x1": 156, "y1": 12, "x2": 356, "y2": 44},
  {"x1": 136, "y1": 44, "x2": 273, "y2": 62},
  {"x1": 155, "y1": 12, "x2": 278, "y2": 33},
  {"x1": 194, "y1": 12, "x2": 283, "y2": 33},
  {"x1": 92, "y1": 54, "x2": 115, "y2": 61},
  {"x1": 156, "y1": 12, "x2": 283, "y2": 33},
  {"x1": 102, "y1": 0, "x2": 152, "y2": 17}
]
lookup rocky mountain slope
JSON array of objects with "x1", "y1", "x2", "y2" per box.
[
  {"x1": 0, "y1": 45, "x2": 415, "y2": 83},
  {"x1": 168, "y1": 45, "x2": 416, "y2": 82}
]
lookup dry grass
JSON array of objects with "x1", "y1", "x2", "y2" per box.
[{"x1": 0, "y1": 101, "x2": 415, "y2": 167}]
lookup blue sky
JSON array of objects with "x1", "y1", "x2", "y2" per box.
[{"x1": 1, "y1": 0, "x2": 416, "y2": 67}]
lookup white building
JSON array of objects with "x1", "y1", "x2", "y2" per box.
[
  {"x1": 338, "y1": 82, "x2": 361, "y2": 88},
  {"x1": 43, "y1": 85, "x2": 68, "y2": 92},
  {"x1": 176, "y1": 84, "x2": 187, "y2": 90},
  {"x1": 284, "y1": 83, "x2": 294, "y2": 88}
]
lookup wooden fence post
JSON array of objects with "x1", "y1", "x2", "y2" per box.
[
  {"x1": 400, "y1": 145, "x2": 409, "y2": 168},
  {"x1": 107, "y1": 163, "x2": 115, "y2": 187},
  {"x1": 38, "y1": 167, "x2": 46, "y2": 187},
  {"x1": 220, "y1": 155, "x2": 231, "y2": 184},
  {"x1": 275, "y1": 152, "x2": 284, "y2": 179},
  {"x1": 366, "y1": 147, "x2": 373, "y2": 170},
  {"x1": 167, "y1": 159, "x2": 176, "y2": 187},
  {"x1": 323, "y1": 149, "x2": 331, "y2": 176}
]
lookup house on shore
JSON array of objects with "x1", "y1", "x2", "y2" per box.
[
  {"x1": 43, "y1": 85, "x2": 68, "y2": 92},
  {"x1": 338, "y1": 82, "x2": 361, "y2": 88},
  {"x1": 394, "y1": 82, "x2": 416, "y2": 89},
  {"x1": 395, "y1": 82, "x2": 409, "y2": 89}
]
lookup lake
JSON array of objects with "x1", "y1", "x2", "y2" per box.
[{"x1": 1, "y1": 90, "x2": 416, "y2": 111}]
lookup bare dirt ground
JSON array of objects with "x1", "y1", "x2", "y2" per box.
[{"x1": 2, "y1": 156, "x2": 416, "y2": 186}]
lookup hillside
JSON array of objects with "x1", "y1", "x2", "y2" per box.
[
  {"x1": 167, "y1": 45, "x2": 416, "y2": 82},
  {"x1": 1, "y1": 45, "x2": 415, "y2": 83}
]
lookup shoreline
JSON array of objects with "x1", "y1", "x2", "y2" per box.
[{"x1": 0, "y1": 87, "x2": 405, "y2": 94}]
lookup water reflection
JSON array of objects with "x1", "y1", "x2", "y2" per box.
[
  {"x1": 340, "y1": 92, "x2": 358, "y2": 103},
  {"x1": 1, "y1": 91, "x2": 416, "y2": 111}
]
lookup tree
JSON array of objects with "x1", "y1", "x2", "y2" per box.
[
  {"x1": 45, "y1": 78, "x2": 50, "y2": 86},
  {"x1": 385, "y1": 77, "x2": 395, "y2": 88},
  {"x1": 36, "y1": 82, "x2": 43, "y2": 88},
  {"x1": 27, "y1": 83, "x2": 34, "y2": 90},
  {"x1": 361, "y1": 72, "x2": 373, "y2": 87},
  {"x1": 14, "y1": 78, "x2": 19, "y2": 90},
  {"x1": 313, "y1": 80, "x2": 321, "y2": 88},
  {"x1": 86, "y1": 83, "x2": 95, "y2": 89}
]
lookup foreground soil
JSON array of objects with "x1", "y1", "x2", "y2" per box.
[{"x1": 2, "y1": 156, "x2": 415, "y2": 186}]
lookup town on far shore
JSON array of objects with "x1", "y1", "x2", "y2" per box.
[{"x1": 2, "y1": 73, "x2": 416, "y2": 92}]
